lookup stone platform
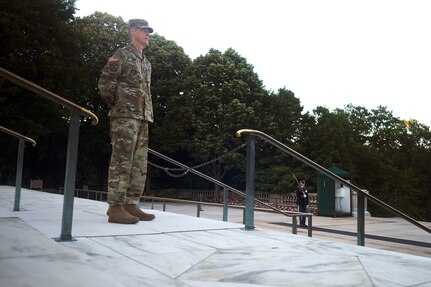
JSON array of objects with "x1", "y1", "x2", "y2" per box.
[{"x1": 1, "y1": 186, "x2": 431, "y2": 287}]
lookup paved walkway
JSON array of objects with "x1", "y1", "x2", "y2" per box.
[
  {"x1": 1, "y1": 186, "x2": 431, "y2": 287},
  {"x1": 154, "y1": 201, "x2": 431, "y2": 258}
]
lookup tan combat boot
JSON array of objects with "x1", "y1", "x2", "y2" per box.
[
  {"x1": 124, "y1": 204, "x2": 155, "y2": 221},
  {"x1": 107, "y1": 204, "x2": 139, "y2": 224}
]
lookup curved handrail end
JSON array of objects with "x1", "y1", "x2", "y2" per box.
[
  {"x1": 79, "y1": 107, "x2": 99, "y2": 125},
  {"x1": 1, "y1": 67, "x2": 99, "y2": 125},
  {"x1": 236, "y1": 129, "x2": 256, "y2": 138},
  {"x1": 29, "y1": 138, "x2": 37, "y2": 146},
  {"x1": 0, "y1": 125, "x2": 36, "y2": 146}
]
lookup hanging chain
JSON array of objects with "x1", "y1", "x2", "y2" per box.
[{"x1": 148, "y1": 143, "x2": 246, "y2": 178}]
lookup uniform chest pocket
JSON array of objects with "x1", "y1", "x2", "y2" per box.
[{"x1": 123, "y1": 61, "x2": 143, "y2": 80}]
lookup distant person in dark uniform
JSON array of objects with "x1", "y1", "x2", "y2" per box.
[{"x1": 296, "y1": 179, "x2": 309, "y2": 227}]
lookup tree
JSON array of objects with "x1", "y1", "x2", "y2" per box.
[
  {"x1": 145, "y1": 34, "x2": 192, "y2": 127},
  {"x1": 72, "y1": 12, "x2": 129, "y2": 110},
  {"x1": 368, "y1": 115, "x2": 431, "y2": 220},
  {"x1": 154, "y1": 48, "x2": 269, "y2": 196},
  {"x1": 341, "y1": 104, "x2": 373, "y2": 144},
  {"x1": 266, "y1": 88, "x2": 303, "y2": 143},
  {"x1": 332, "y1": 105, "x2": 431, "y2": 220},
  {"x1": 254, "y1": 88, "x2": 305, "y2": 193},
  {"x1": 0, "y1": 0, "x2": 79, "y2": 186},
  {"x1": 302, "y1": 107, "x2": 357, "y2": 172}
]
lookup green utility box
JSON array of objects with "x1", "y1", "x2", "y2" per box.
[{"x1": 317, "y1": 166, "x2": 352, "y2": 217}]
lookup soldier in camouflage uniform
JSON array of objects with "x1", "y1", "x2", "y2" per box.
[{"x1": 98, "y1": 19, "x2": 155, "y2": 224}]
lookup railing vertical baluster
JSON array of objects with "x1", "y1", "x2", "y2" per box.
[
  {"x1": 1, "y1": 126, "x2": 35, "y2": 212},
  {"x1": 1, "y1": 68, "x2": 98, "y2": 242},
  {"x1": 59, "y1": 110, "x2": 81, "y2": 241},
  {"x1": 244, "y1": 135, "x2": 255, "y2": 230},
  {"x1": 13, "y1": 139, "x2": 25, "y2": 211},
  {"x1": 292, "y1": 216, "x2": 297, "y2": 234},
  {"x1": 223, "y1": 187, "x2": 228, "y2": 221},
  {"x1": 308, "y1": 216, "x2": 312, "y2": 237},
  {"x1": 357, "y1": 191, "x2": 365, "y2": 246},
  {"x1": 148, "y1": 148, "x2": 316, "y2": 232}
]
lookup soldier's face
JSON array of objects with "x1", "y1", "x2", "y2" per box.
[{"x1": 132, "y1": 27, "x2": 150, "y2": 47}]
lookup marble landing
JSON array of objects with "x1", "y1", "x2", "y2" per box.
[{"x1": 1, "y1": 186, "x2": 431, "y2": 287}]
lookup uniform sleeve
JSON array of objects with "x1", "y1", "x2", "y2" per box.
[{"x1": 98, "y1": 53, "x2": 122, "y2": 107}]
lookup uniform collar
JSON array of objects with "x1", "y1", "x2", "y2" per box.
[{"x1": 129, "y1": 44, "x2": 143, "y2": 60}]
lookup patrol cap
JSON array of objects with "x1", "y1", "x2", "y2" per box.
[{"x1": 128, "y1": 19, "x2": 153, "y2": 33}]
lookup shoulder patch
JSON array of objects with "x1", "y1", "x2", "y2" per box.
[
  {"x1": 108, "y1": 55, "x2": 119, "y2": 62},
  {"x1": 109, "y1": 62, "x2": 118, "y2": 73}
]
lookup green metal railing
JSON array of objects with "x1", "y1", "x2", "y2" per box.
[
  {"x1": 0, "y1": 126, "x2": 36, "y2": 211},
  {"x1": 0, "y1": 67, "x2": 98, "y2": 241},
  {"x1": 68, "y1": 187, "x2": 312, "y2": 236},
  {"x1": 236, "y1": 129, "x2": 431, "y2": 246},
  {"x1": 148, "y1": 148, "x2": 313, "y2": 235}
]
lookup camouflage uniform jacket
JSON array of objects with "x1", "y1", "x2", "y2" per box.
[{"x1": 98, "y1": 44, "x2": 153, "y2": 122}]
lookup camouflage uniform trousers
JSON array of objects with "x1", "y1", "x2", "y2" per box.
[{"x1": 107, "y1": 118, "x2": 149, "y2": 205}]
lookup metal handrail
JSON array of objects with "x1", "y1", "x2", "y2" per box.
[
  {"x1": 69, "y1": 186, "x2": 310, "y2": 235},
  {"x1": 0, "y1": 125, "x2": 37, "y2": 211},
  {"x1": 149, "y1": 148, "x2": 306, "y2": 217},
  {"x1": 0, "y1": 67, "x2": 99, "y2": 241},
  {"x1": 143, "y1": 195, "x2": 309, "y2": 234},
  {"x1": 236, "y1": 129, "x2": 431, "y2": 238},
  {"x1": 149, "y1": 148, "x2": 313, "y2": 234},
  {"x1": 0, "y1": 67, "x2": 98, "y2": 125},
  {"x1": 0, "y1": 125, "x2": 36, "y2": 146},
  {"x1": 70, "y1": 187, "x2": 298, "y2": 214}
]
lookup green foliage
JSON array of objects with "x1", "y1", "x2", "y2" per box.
[
  {"x1": 72, "y1": 12, "x2": 128, "y2": 109},
  {"x1": 145, "y1": 34, "x2": 192, "y2": 129},
  {"x1": 155, "y1": 48, "x2": 269, "y2": 189},
  {"x1": 301, "y1": 107, "x2": 357, "y2": 171},
  {"x1": 0, "y1": 0, "x2": 78, "y2": 186},
  {"x1": 266, "y1": 88, "x2": 303, "y2": 142}
]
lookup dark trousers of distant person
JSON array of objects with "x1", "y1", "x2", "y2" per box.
[{"x1": 298, "y1": 202, "x2": 307, "y2": 226}]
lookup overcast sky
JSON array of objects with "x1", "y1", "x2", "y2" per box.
[{"x1": 75, "y1": 0, "x2": 431, "y2": 126}]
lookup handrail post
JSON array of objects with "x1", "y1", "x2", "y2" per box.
[
  {"x1": 0, "y1": 126, "x2": 35, "y2": 211},
  {"x1": 59, "y1": 110, "x2": 81, "y2": 241},
  {"x1": 308, "y1": 216, "x2": 312, "y2": 237},
  {"x1": 244, "y1": 135, "x2": 255, "y2": 230},
  {"x1": 292, "y1": 216, "x2": 297, "y2": 234},
  {"x1": 223, "y1": 187, "x2": 228, "y2": 221},
  {"x1": 357, "y1": 190, "x2": 365, "y2": 246},
  {"x1": 13, "y1": 139, "x2": 25, "y2": 211}
]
